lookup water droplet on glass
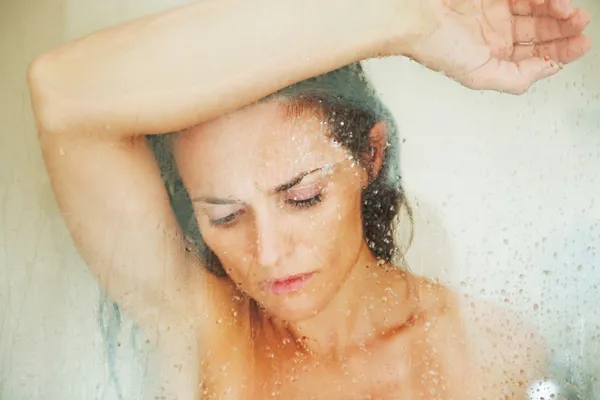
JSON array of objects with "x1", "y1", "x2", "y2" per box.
[{"x1": 527, "y1": 379, "x2": 561, "y2": 400}]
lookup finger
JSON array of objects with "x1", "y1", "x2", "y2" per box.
[
  {"x1": 513, "y1": 9, "x2": 590, "y2": 43},
  {"x1": 512, "y1": 0, "x2": 576, "y2": 19},
  {"x1": 512, "y1": 34, "x2": 592, "y2": 63},
  {"x1": 461, "y1": 57, "x2": 560, "y2": 94}
]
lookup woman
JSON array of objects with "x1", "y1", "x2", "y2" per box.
[{"x1": 27, "y1": 0, "x2": 590, "y2": 398}]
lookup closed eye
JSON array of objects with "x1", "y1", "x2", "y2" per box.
[
  {"x1": 284, "y1": 182, "x2": 326, "y2": 209},
  {"x1": 209, "y1": 208, "x2": 244, "y2": 227},
  {"x1": 286, "y1": 193, "x2": 323, "y2": 209}
]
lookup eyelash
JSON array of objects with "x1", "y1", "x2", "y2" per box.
[
  {"x1": 286, "y1": 193, "x2": 323, "y2": 209},
  {"x1": 210, "y1": 209, "x2": 244, "y2": 227},
  {"x1": 209, "y1": 193, "x2": 324, "y2": 227}
]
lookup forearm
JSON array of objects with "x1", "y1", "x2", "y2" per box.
[{"x1": 28, "y1": 0, "x2": 412, "y2": 137}]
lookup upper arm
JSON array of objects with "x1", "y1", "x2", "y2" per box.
[{"x1": 38, "y1": 130, "x2": 214, "y2": 328}]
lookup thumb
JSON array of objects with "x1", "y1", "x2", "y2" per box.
[{"x1": 459, "y1": 57, "x2": 561, "y2": 94}]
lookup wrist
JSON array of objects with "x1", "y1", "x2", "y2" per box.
[{"x1": 364, "y1": 0, "x2": 435, "y2": 58}]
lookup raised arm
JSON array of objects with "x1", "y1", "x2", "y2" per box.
[
  {"x1": 26, "y1": 0, "x2": 408, "y2": 329},
  {"x1": 27, "y1": 0, "x2": 409, "y2": 137},
  {"x1": 28, "y1": 0, "x2": 590, "y2": 138}
]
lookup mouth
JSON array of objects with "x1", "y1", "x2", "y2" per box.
[{"x1": 261, "y1": 272, "x2": 316, "y2": 295}]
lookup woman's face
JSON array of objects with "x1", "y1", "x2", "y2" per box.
[{"x1": 174, "y1": 101, "x2": 372, "y2": 321}]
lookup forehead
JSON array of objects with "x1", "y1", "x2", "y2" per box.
[{"x1": 174, "y1": 101, "x2": 349, "y2": 195}]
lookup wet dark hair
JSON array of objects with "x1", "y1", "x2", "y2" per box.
[{"x1": 147, "y1": 62, "x2": 413, "y2": 277}]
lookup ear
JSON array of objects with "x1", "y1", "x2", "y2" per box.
[{"x1": 362, "y1": 121, "x2": 388, "y2": 186}]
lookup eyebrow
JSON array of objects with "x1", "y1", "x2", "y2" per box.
[
  {"x1": 269, "y1": 166, "x2": 322, "y2": 194},
  {"x1": 191, "y1": 196, "x2": 240, "y2": 205},
  {"x1": 191, "y1": 166, "x2": 325, "y2": 205}
]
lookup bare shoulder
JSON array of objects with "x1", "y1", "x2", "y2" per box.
[
  {"x1": 406, "y1": 273, "x2": 547, "y2": 398},
  {"x1": 407, "y1": 274, "x2": 459, "y2": 318},
  {"x1": 414, "y1": 274, "x2": 547, "y2": 398},
  {"x1": 146, "y1": 271, "x2": 251, "y2": 400},
  {"x1": 458, "y1": 292, "x2": 549, "y2": 397},
  {"x1": 409, "y1": 274, "x2": 546, "y2": 364},
  {"x1": 408, "y1": 275, "x2": 469, "y2": 356},
  {"x1": 194, "y1": 286, "x2": 257, "y2": 400}
]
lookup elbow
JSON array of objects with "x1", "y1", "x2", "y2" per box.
[{"x1": 27, "y1": 53, "x2": 67, "y2": 135}]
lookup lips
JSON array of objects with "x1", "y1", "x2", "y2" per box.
[{"x1": 261, "y1": 272, "x2": 315, "y2": 295}]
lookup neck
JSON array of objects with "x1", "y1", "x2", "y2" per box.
[{"x1": 274, "y1": 245, "x2": 415, "y2": 359}]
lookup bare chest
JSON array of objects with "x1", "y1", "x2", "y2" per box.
[
  {"x1": 253, "y1": 346, "x2": 413, "y2": 400},
  {"x1": 209, "y1": 330, "x2": 465, "y2": 400}
]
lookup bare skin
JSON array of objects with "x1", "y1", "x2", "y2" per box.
[
  {"x1": 26, "y1": 0, "x2": 588, "y2": 398},
  {"x1": 200, "y1": 272, "x2": 469, "y2": 400},
  {"x1": 163, "y1": 102, "x2": 545, "y2": 400}
]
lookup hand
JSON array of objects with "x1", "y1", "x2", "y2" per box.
[{"x1": 403, "y1": 0, "x2": 591, "y2": 94}]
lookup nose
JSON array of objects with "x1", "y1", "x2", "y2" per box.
[{"x1": 255, "y1": 213, "x2": 288, "y2": 268}]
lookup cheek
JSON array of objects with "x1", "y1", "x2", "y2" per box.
[
  {"x1": 196, "y1": 219, "x2": 254, "y2": 282},
  {"x1": 326, "y1": 178, "x2": 364, "y2": 224},
  {"x1": 295, "y1": 185, "x2": 365, "y2": 260}
]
